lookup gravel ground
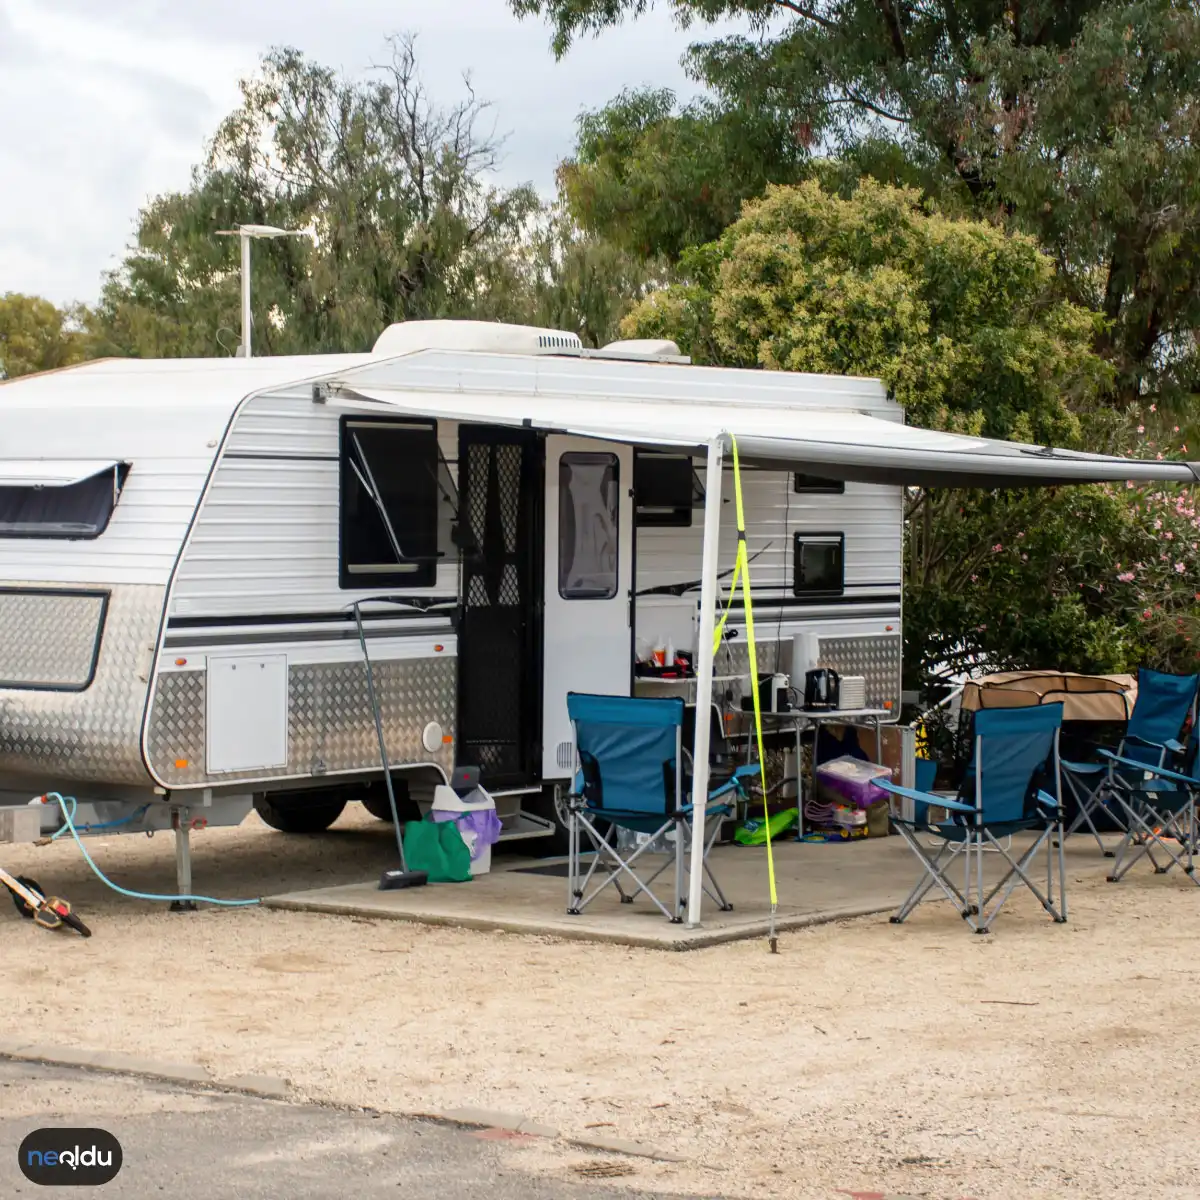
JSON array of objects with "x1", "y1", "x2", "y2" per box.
[{"x1": 1, "y1": 807, "x2": 1197, "y2": 1200}]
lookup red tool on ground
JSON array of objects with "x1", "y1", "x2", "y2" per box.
[{"x1": 0, "y1": 864, "x2": 91, "y2": 937}]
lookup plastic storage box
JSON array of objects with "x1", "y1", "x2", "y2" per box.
[{"x1": 814, "y1": 755, "x2": 893, "y2": 809}]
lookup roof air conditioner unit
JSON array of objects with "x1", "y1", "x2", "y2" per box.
[{"x1": 372, "y1": 319, "x2": 582, "y2": 357}]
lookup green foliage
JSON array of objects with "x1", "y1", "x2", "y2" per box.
[
  {"x1": 0, "y1": 293, "x2": 94, "y2": 379},
  {"x1": 561, "y1": 87, "x2": 805, "y2": 259},
  {"x1": 621, "y1": 179, "x2": 1200, "y2": 693},
  {"x1": 513, "y1": 205, "x2": 668, "y2": 346},
  {"x1": 93, "y1": 38, "x2": 542, "y2": 357},
  {"x1": 91, "y1": 37, "x2": 660, "y2": 358},
  {"x1": 625, "y1": 180, "x2": 1107, "y2": 442},
  {"x1": 514, "y1": 0, "x2": 1200, "y2": 405}
]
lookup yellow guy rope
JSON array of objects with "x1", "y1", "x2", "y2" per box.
[{"x1": 711, "y1": 435, "x2": 779, "y2": 952}]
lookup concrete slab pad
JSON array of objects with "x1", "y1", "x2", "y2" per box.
[
  {"x1": 0, "y1": 1043, "x2": 211, "y2": 1084},
  {"x1": 217, "y1": 1073, "x2": 291, "y2": 1099},
  {"x1": 568, "y1": 1134, "x2": 687, "y2": 1162},
  {"x1": 440, "y1": 1106, "x2": 528, "y2": 1131},
  {"x1": 263, "y1": 835, "x2": 1109, "y2": 949}
]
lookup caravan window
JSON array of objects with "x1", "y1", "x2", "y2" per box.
[
  {"x1": 634, "y1": 451, "x2": 696, "y2": 528},
  {"x1": 0, "y1": 464, "x2": 129, "y2": 539},
  {"x1": 558, "y1": 452, "x2": 620, "y2": 599},
  {"x1": 339, "y1": 417, "x2": 439, "y2": 589},
  {"x1": 793, "y1": 532, "x2": 844, "y2": 597},
  {"x1": 793, "y1": 473, "x2": 845, "y2": 494}
]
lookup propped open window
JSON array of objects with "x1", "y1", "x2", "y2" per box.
[
  {"x1": 0, "y1": 461, "x2": 130, "y2": 539},
  {"x1": 339, "y1": 416, "x2": 441, "y2": 589},
  {"x1": 634, "y1": 451, "x2": 702, "y2": 528}
]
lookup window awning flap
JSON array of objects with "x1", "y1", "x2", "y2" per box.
[{"x1": 0, "y1": 460, "x2": 122, "y2": 488}]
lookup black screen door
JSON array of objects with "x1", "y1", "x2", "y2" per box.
[{"x1": 455, "y1": 427, "x2": 543, "y2": 788}]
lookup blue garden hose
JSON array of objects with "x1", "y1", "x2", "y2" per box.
[{"x1": 44, "y1": 792, "x2": 260, "y2": 908}]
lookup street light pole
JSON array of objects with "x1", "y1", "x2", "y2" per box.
[
  {"x1": 240, "y1": 233, "x2": 253, "y2": 358},
  {"x1": 216, "y1": 224, "x2": 313, "y2": 359}
]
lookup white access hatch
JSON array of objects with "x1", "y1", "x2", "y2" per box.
[{"x1": 206, "y1": 654, "x2": 289, "y2": 774}]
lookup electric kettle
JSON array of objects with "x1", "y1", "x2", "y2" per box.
[{"x1": 804, "y1": 667, "x2": 841, "y2": 711}]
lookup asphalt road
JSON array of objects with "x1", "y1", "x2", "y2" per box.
[{"x1": 0, "y1": 1060, "x2": 676, "y2": 1200}]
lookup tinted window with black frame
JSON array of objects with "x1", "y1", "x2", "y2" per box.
[
  {"x1": 0, "y1": 465, "x2": 129, "y2": 540},
  {"x1": 634, "y1": 451, "x2": 694, "y2": 527},
  {"x1": 793, "y1": 532, "x2": 844, "y2": 597},
  {"x1": 793, "y1": 473, "x2": 845, "y2": 494},
  {"x1": 340, "y1": 418, "x2": 439, "y2": 589}
]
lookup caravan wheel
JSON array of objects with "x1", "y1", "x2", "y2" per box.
[
  {"x1": 361, "y1": 779, "x2": 419, "y2": 824},
  {"x1": 253, "y1": 793, "x2": 346, "y2": 834}
]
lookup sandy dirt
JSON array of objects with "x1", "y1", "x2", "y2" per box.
[{"x1": 1, "y1": 807, "x2": 1197, "y2": 1200}]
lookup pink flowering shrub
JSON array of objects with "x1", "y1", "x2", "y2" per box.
[{"x1": 906, "y1": 408, "x2": 1200, "y2": 691}]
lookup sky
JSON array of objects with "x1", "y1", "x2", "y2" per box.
[{"x1": 0, "y1": 0, "x2": 737, "y2": 306}]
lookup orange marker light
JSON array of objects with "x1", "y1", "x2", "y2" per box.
[
  {"x1": 442, "y1": 734, "x2": 454, "y2": 745},
  {"x1": 174, "y1": 658, "x2": 188, "y2": 666},
  {"x1": 174, "y1": 758, "x2": 189, "y2": 769},
  {"x1": 433, "y1": 644, "x2": 444, "y2": 652}
]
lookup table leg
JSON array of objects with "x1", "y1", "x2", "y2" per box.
[{"x1": 795, "y1": 719, "x2": 805, "y2": 838}]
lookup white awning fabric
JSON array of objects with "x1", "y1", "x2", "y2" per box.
[
  {"x1": 338, "y1": 386, "x2": 1198, "y2": 489},
  {"x1": 0, "y1": 459, "x2": 122, "y2": 488}
]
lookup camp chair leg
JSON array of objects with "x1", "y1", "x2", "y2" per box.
[
  {"x1": 568, "y1": 813, "x2": 681, "y2": 920},
  {"x1": 1063, "y1": 775, "x2": 1120, "y2": 856},
  {"x1": 973, "y1": 827, "x2": 1065, "y2": 932},
  {"x1": 1056, "y1": 819, "x2": 1069, "y2": 921},
  {"x1": 890, "y1": 823, "x2": 969, "y2": 924},
  {"x1": 1107, "y1": 793, "x2": 1200, "y2": 885}
]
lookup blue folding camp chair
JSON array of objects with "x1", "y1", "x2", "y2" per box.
[
  {"x1": 878, "y1": 705, "x2": 1067, "y2": 934},
  {"x1": 565, "y1": 693, "x2": 757, "y2": 923},
  {"x1": 1100, "y1": 732, "x2": 1200, "y2": 885},
  {"x1": 1061, "y1": 668, "x2": 1198, "y2": 855}
]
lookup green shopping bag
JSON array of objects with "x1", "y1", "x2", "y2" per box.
[
  {"x1": 402, "y1": 818, "x2": 473, "y2": 882},
  {"x1": 734, "y1": 807, "x2": 798, "y2": 846}
]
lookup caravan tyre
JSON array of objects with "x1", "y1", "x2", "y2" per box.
[
  {"x1": 361, "y1": 780, "x2": 418, "y2": 824},
  {"x1": 253, "y1": 794, "x2": 346, "y2": 834}
]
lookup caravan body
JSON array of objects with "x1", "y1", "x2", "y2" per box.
[{"x1": 0, "y1": 323, "x2": 903, "y2": 837}]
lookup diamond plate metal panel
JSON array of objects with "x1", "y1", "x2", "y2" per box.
[
  {"x1": 0, "y1": 589, "x2": 107, "y2": 688},
  {"x1": 146, "y1": 670, "x2": 206, "y2": 784},
  {"x1": 0, "y1": 583, "x2": 162, "y2": 784},
  {"x1": 817, "y1": 633, "x2": 902, "y2": 714},
  {"x1": 147, "y1": 654, "x2": 457, "y2": 789},
  {"x1": 711, "y1": 630, "x2": 901, "y2": 716}
]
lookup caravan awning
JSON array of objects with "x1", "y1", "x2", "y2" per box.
[
  {"x1": 0, "y1": 459, "x2": 122, "y2": 488},
  {"x1": 337, "y1": 385, "x2": 1199, "y2": 489}
]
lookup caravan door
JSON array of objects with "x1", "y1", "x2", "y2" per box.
[{"x1": 542, "y1": 436, "x2": 634, "y2": 779}]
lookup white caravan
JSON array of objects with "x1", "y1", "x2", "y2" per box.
[
  {"x1": 3, "y1": 319, "x2": 1184, "y2": 905},
  {"x1": 0, "y1": 322, "x2": 900, "y2": 843}
]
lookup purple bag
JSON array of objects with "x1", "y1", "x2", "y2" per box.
[{"x1": 431, "y1": 807, "x2": 502, "y2": 860}]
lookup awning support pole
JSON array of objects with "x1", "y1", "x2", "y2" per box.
[{"x1": 687, "y1": 437, "x2": 725, "y2": 927}]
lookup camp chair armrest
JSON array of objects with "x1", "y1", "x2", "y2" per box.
[
  {"x1": 1164, "y1": 738, "x2": 1186, "y2": 755},
  {"x1": 708, "y1": 778, "x2": 738, "y2": 800},
  {"x1": 877, "y1": 781, "x2": 975, "y2": 815},
  {"x1": 1099, "y1": 751, "x2": 1200, "y2": 788},
  {"x1": 1035, "y1": 789, "x2": 1062, "y2": 811},
  {"x1": 1061, "y1": 760, "x2": 1107, "y2": 775},
  {"x1": 1124, "y1": 734, "x2": 1175, "y2": 757}
]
